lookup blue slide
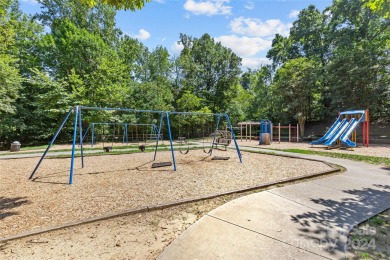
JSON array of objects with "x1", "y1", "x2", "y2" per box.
[
  {"x1": 340, "y1": 118, "x2": 362, "y2": 147},
  {"x1": 325, "y1": 119, "x2": 352, "y2": 146},
  {"x1": 310, "y1": 118, "x2": 346, "y2": 145}
]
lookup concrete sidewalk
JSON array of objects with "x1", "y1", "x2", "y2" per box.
[{"x1": 158, "y1": 149, "x2": 390, "y2": 259}]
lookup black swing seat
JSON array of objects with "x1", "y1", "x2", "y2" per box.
[
  {"x1": 103, "y1": 146, "x2": 112, "y2": 152},
  {"x1": 212, "y1": 156, "x2": 230, "y2": 160},
  {"x1": 177, "y1": 136, "x2": 190, "y2": 154},
  {"x1": 152, "y1": 162, "x2": 172, "y2": 168}
]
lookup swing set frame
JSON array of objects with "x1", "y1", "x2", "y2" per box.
[
  {"x1": 29, "y1": 106, "x2": 243, "y2": 184},
  {"x1": 81, "y1": 122, "x2": 160, "y2": 147}
]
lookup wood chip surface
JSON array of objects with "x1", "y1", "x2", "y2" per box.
[{"x1": 0, "y1": 149, "x2": 332, "y2": 238}]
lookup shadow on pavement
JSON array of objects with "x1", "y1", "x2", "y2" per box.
[{"x1": 290, "y1": 185, "x2": 390, "y2": 256}]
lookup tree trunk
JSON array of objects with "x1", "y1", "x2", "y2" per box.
[{"x1": 297, "y1": 114, "x2": 306, "y2": 138}]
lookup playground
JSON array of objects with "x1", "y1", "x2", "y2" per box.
[
  {"x1": 1, "y1": 106, "x2": 389, "y2": 259},
  {"x1": 0, "y1": 149, "x2": 334, "y2": 239}
]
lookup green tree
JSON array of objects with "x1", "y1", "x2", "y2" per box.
[
  {"x1": 81, "y1": 0, "x2": 151, "y2": 10},
  {"x1": 37, "y1": 0, "x2": 120, "y2": 45},
  {"x1": 364, "y1": 0, "x2": 390, "y2": 18},
  {"x1": 0, "y1": 0, "x2": 22, "y2": 115},
  {"x1": 176, "y1": 90, "x2": 202, "y2": 111},
  {"x1": 246, "y1": 66, "x2": 273, "y2": 121},
  {"x1": 10, "y1": 69, "x2": 71, "y2": 143},
  {"x1": 272, "y1": 58, "x2": 320, "y2": 136},
  {"x1": 40, "y1": 18, "x2": 130, "y2": 107},
  {"x1": 266, "y1": 34, "x2": 300, "y2": 67},
  {"x1": 290, "y1": 5, "x2": 330, "y2": 119},
  {"x1": 327, "y1": 0, "x2": 390, "y2": 120},
  {"x1": 178, "y1": 33, "x2": 242, "y2": 112}
]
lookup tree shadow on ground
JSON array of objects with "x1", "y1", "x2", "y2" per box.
[
  {"x1": 290, "y1": 184, "x2": 390, "y2": 256},
  {"x1": 0, "y1": 197, "x2": 31, "y2": 220},
  {"x1": 380, "y1": 167, "x2": 390, "y2": 172}
]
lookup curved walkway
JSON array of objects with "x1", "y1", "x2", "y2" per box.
[{"x1": 159, "y1": 148, "x2": 390, "y2": 259}]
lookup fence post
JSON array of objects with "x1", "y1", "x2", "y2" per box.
[
  {"x1": 240, "y1": 124, "x2": 242, "y2": 142},
  {"x1": 249, "y1": 122, "x2": 252, "y2": 141}
]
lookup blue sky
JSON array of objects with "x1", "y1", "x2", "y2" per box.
[{"x1": 20, "y1": 0, "x2": 332, "y2": 69}]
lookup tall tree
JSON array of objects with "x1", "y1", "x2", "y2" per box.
[
  {"x1": 0, "y1": 0, "x2": 22, "y2": 115},
  {"x1": 37, "y1": 0, "x2": 121, "y2": 45},
  {"x1": 272, "y1": 58, "x2": 320, "y2": 136},
  {"x1": 178, "y1": 33, "x2": 242, "y2": 112},
  {"x1": 266, "y1": 34, "x2": 300, "y2": 67},
  {"x1": 245, "y1": 66, "x2": 273, "y2": 121},
  {"x1": 327, "y1": 0, "x2": 390, "y2": 120},
  {"x1": 290, "y1": 5, "x2": 330, "y2": 119}
]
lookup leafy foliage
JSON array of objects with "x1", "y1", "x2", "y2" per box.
[
  {"x1": 0, "y1": 0, "x2": 22, "y2": 115},
  {"x1": 178, "y1": 33, "x2": 242, "y2": 112},
  {"x1": 0, "y1": 0, "x2": 389, "y2": 146},
  {"x1": 81, "y1": 0, "x2": 151, "y2": 11}
]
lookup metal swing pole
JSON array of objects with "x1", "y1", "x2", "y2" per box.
[
  {"x1": 210, "y1": 115, "x2": 221, "y2": 156},
  {"x1": 166, "y1": 112, "x2": 177, "y2": 171},
  {"x1": 81, "y1": 124, "x2": 91, "y2": 144},
  {"x1": 69, "y1": 106, "x2": 79, "y2": 185},
  {"x1": 153, "y1": 113, "x2": 164, "y2": 161},
  {"x1": 91, "y1": 123, "x2": 95, "y2": 148},
  {"x1": 225, "y1": 114, "x2": 243, "y2": 163},
  {"x1": 78, "y1": 107, "x2": 84, "y2": 168},
  {"x1": 29, "y1": 108, "x2": 73, "y2": 180},
  {"x1": 122, "y1": 124, "x2": 125, "y2": 144},
  {"x1": 126, "y1": 124, "x2": 129, "y2": 144}
]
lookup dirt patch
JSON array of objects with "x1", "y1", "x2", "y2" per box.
[
  {"x1": 0, "y1": 149, "x2": 332, "y2": 239},
  {"x1": 0, "y1": 193, "x2": 252, "y2": 259}
]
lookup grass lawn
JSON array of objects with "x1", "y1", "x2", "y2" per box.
[{"x1": 272, "y1": 148, "x2": 390, "y2": 166}]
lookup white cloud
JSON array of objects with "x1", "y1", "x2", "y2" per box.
[
  {"x1": 171, "y1": 41, "x2": 184, "y2": 56},
  {"x1": 289, "y1": 9, "x2": 300, "y2": 19},
  {"x1": 215, "y1": 35, "x2": 271, "y2": 56},
  {"x1": 134, "y1": 29, "x2": 151, "y2": 41},
  {"x1": 155, "y1": 0, "x2": 165, "y2": 3},
  {"x1": 244, "y1": 1, "x2": 254, "y2": 10},
  {"x1": 241, "y1": 57, "x2": 272, "y2": 69},
  {"x1": 184, "y1": 0, "x2": 232, "y2": 16},
  {"x1": 230, "y1": 16, "x2": 291, "y2": 38}
]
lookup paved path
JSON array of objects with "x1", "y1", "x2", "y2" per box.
[{"x1": 159, "y1": 147, "x2": 390, "y2": 259}]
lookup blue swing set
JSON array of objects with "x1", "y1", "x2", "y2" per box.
[{"x1": 29, "y1": 106, "x2": 243, "y2": 184}]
